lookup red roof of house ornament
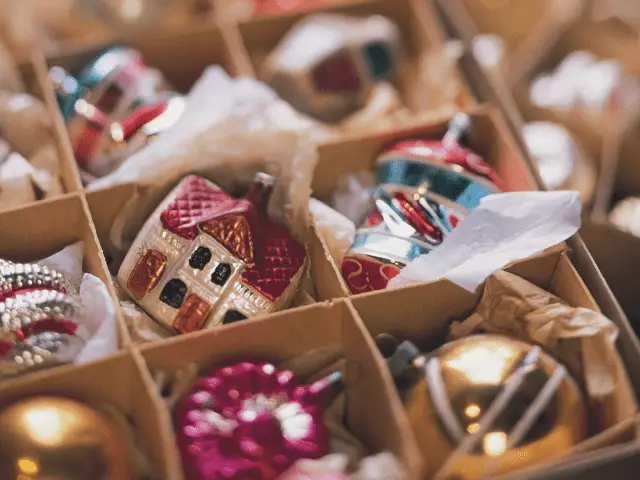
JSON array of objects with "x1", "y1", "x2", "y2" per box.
[{"x1": 160, "y1": 176, "x2": 306, "y2": 301}]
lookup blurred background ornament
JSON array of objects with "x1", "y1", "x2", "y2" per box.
[
  {"x1": 381, "y1": 334, "x2": 588, "y2": 480},
  {"x1": 50, "y1": 46, "x2": 183, "y2": 178},
  {"x1": 0, "y1": 396, "x2": 134, "y2": 479},
  {"x1": 262, "y1": 13, "x2": 403, "y2": 123}
]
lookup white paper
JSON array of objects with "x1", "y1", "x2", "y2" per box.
[
  {"x1": 309, "y1": 198, "x2": 355, "y2": 265},
  {"x1": 388, "y1": 191, "x2": 581, "y2": 292},
  {"x1": 39, "y1": 241, "x2": 119, "y2": 362}
]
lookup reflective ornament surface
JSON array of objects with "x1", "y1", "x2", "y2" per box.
[
  {"x1": 262, "y1": 13, "x2": 403, "y2": 122},
  {"x1": 50, "y1": 46, "x2": 182, "y2": 178},
  {"x1": 384, "y1": 334, "x2": 587, "y2": 479},
  {"x1": 117, "y1": 174, "x2": 307, "y2": 335},
  {"x1": 175, "y1": 361, "x2": 342, "y2": 480},
  {"x1": 341, "y1": 114, "x2": 501, "y2": 294},
  {"x1": 0, "y1": 261, "x2": 86, "y2": 379},
  {"x1": 0, "y1": 396, "x2": 133, "y2": 479}
]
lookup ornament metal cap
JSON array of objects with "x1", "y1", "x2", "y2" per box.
[{"x1": 442, "y1": 112, "x2": 471, "y2": 148}]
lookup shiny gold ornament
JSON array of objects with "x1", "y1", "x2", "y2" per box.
[
  {"x1": 395, "y1": 334, "x2": 587, "y2": 479},
  {"x1": 0, "y1": 396, "x2": 134, "y2": 480}
]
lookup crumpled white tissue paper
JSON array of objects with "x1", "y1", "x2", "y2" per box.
[
  {"x1": 38, "y1": 241, "x2": 118, "y2": 362},
  {"x1": 89, "y1": 67, "x2": 321, "y2": 251},
  {"x1": 309, "y1": 198, "x2": 355, "y2": 265},
  {"x1": 388, "y1": 191, "x2": 582, "y2": 292}
]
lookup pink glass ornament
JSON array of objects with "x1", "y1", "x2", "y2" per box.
[{"x1": 176, "y1": 362, "x2": 343, "y2": 480}]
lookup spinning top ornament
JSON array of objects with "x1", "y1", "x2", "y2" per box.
[
  {"x1": 379, "y1": 334, "x2": 588, "y2": 479},
  {"x1": 341, "y1": 114, "x2": 501, "y2": 294},
  {"x1": 262, "y1": 13, "x2": 403, "y2": 123},
  {"x1": 175, "y1": 361, "x2": 343, "y2": 480},
  {"x1": 0, "y1": 261, "x2": 87, "y2": 379},
  {"x1": 50, "y1": 46, "x2": 182, "y2": 177},
  {"x1": 118, "y1": 173, "x2": 308, "y2": 335},
  {"x1": 0, "y1": 396, "x2": 134, "y2": 479}
]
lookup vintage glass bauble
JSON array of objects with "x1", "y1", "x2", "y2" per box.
[{"x1": 0, "y1": 396, "x2": 133, "y2": 479}]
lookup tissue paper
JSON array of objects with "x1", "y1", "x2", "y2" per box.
[
  {"x1": 389, "y1": 191, "x2": 581, "y2": 291},
  {"x1": 39, "y1": 242, "x2": 119, "y2": 362}
]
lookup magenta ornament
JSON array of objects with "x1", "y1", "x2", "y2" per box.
[{"x1": 175, "y1": 361, "x2": 343, "y2": 480}]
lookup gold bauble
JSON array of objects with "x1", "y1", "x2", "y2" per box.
[
  {"x1": 0, "y1": 396, "x2": 134, "y2": 479},
  {"x1": 402, "y1": 334, "x2": 587, "y2": 479}
]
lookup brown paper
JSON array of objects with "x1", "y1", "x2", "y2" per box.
[{"x1": 449, "y1": 269, "x2": 636, "y2": 429}]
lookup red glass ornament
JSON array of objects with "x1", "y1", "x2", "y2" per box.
[
  {"x1": 341, "y1": 255, "x2": 401, "y2": 293},
  {"x1": 384, "y1": 139, "x2": 501, "y2": 186},
  {"x1": 311, "y1": 54, "x2": 361, "y2": 93},
  {"x1": 176, "y1": 362, "x2": 341, "y2": 480}
]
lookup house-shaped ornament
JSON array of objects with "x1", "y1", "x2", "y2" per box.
[{"x1": 117, "y1": 174, "x2": 308, "y2": 334}]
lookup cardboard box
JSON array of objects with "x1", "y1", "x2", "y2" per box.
[
  {"x1": 5, "y1": 0, "x2": 217, "y2": 56},
  {"x1": 351, "y1": 249, "x2": 640, "y2": 479},
  {"x1": 432, "y1": 0, "x2": 640, "y2": 403},
  {"x1": 235, "y1": 0, "x2": 474, "y2": 115},
  {"x1": 0, "y1": 56, "x2": 82, "y2": 215},
  {"x1": 0, "y1": 2, "x2": 635, "y2": 478},
  {"x1": 0, "y1": 349, "x2": 173, "y2": 478},
  {"x1": 0, "y1": 193, "x2": 128, "y2": 347},
  {"x1": 509, "y1": 16, "x2": 640, "y2": 166},
  {"x1": 138, "y1": 300, "x2": 425, "y2": 479}
]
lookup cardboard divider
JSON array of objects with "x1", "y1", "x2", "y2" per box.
[
  {"x1": 444, "y1": 0, "x2": 584, "y2": 89},
  {"x1": 0, "y1": 193, "x2": 129, "y2": 347},
  {"x1": 235, "y1": 0, "x2": 472, "y2": 113},
  {"x1": 0, "y1": 350, "x2": 173, "y2": 479},
  {"x1": 44, "y1": 21, "x2": 241, "y2": 95},
  {"x1": 0, "y1": 55, "x2": 81, "y2": 215},
  {"x1": 311, "y1": 105, "x2": 540, "y2": 299},
  {"x1": 350, "y1": 250, "x2": 640, "y2": 479},
  {"x1": 511, "y1": 17, "x2": 640, "y2": 166},
  {"x1": 19, "y1": 1, "x2": 217, "y2": 55},
  {"x1": 580, "y1": 220, "x2": 640, "y2": 328},
  {"x1": 138, "y1": 300, "x2": 424, "y2": 479}
]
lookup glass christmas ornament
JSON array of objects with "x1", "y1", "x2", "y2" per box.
[
  {"x1": 117, "y1": 173, "x2": 308, "y2": 335},
  {"x1": 0, "y1": 396, "x2": 134, "y2": 479},
  {"x1": 0, "y1": 261, "x2": 87, "y2": 379},
  {"x1": 341, "y1": 114, "x2": 501, "y2": 294},
  {"x1": 262, "y1": 13, "x2": 403, "y2": 123},
  {"x1": 50, "y1": 46, "x2": 182, "y2": 177},
  {"x1": 175, "y1": 361, "x2": 343, "y2": 480},
  {"x1": 382, "y1": 334, "x2": 588, "y2": 480}
]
